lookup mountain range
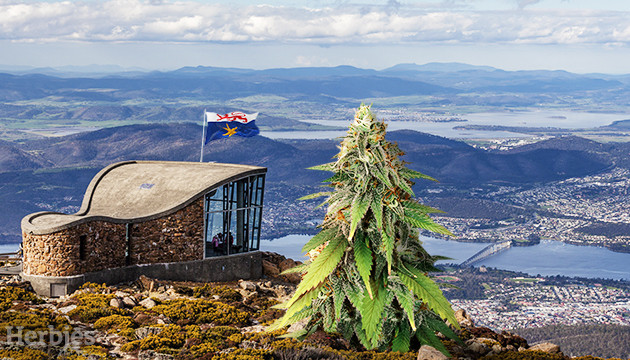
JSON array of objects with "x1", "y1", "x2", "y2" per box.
[
  {"x1": 2, "y1": 62, "x2": 630, "y2": 241},
  {"x1": 1, "y1": 62, "x2": 629, "y2": 107},
  {"x1": 2, "y1": 123, "x2": 620, "y2": 184}
]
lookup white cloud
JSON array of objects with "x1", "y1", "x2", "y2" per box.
[{"x1": 1, "y1": 0, "x2": 629, "y2": 46}]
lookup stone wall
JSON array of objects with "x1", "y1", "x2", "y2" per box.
[
  {"x1": 23, "y1": 198, "x2": 204, "y2": 277},
  {"x1": 23, "y1": 222, "x2": 126, "y2": 277},
  {"x1": 129, "y1": 198, "x2": 204, "y2": 265}
]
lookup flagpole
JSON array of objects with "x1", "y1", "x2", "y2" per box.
[{"x1": 200, "y1": 110, "x2": 207, "y2": 162}]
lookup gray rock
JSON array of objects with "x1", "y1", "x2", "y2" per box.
[
  {"x1": 262, "y1": 260, "x2": 280, "y2": 276},
  {"x1": 273, "y1": 285, "x2": 289, "y2": 297},
  {"x1": 240, "y1": 340, "x2": 263, "y2": 349},
  {"x1": 36, "y1": 303, "x2": 57, "y2": 311},
  {"x1": 455, "y1": 308, "x2": 474, "y2": 327},
  {"x1": 139, "y1": 298, "x2": 157, "y2": 309},
  {"x1": 56, "y1": 304, "x2": 77, "y2": 314},
  {"x1": 244, "y1": 291, "x2": 259, "y2": 301},
  {"x1": 466, "y1": 340, "x2": 488, "y2": 354},
  {"x1": 239, "y1": 280, "x2": 257, "y2": 291},
  {"x1": 135, "y1": 327, "x2": 163, "y2": 339},
  {"x1": 109, "y1": 298, "x2": 124, "y2": 308},
  {"x1": 122, "y1": 296, "x2": 137, "y2": 307},
  {"x1": 417, "y1": 345, "x2": 448, "y2": 360},
  {"x1": 138, "y1": 350, "x2": 175, "y2": 360},
  {"x1": 114, "y1": 291, "x2": 129, "y2": 298},
  {"x1": 529, "y1": 342, "x2": 562, "y2": 354}
]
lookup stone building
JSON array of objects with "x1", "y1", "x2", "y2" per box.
[{"x1": 21, "y1": 160, "x2": 266, "y2": 297}]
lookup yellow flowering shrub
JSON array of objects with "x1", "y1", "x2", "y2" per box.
[
  {"x1": 0, "y1": 347, "x2": 49, "y2": 360},
  {"x1": 120, "y1": 324, "x2": 185, "y2": 353},
  {"x1": 149, "y1": 299, "x2": 250, "y2": 326},
  {"x1": 93, "y1": 314, "x2": 136, "y2": 333},
  {"x1": 0, "y1": 308, "x2": 71, "y2": 334},
  {"x1": 68, "y1": 292, "x2": 129, "y2": 323},
  {"x1": 190, "y1": 284, "x2": 243, "y2": 302},
  {"x1": 0, "y1": 285, "x2": 44, "y2": 311},
  {"x1": 188, "y1": 342, "x2": 220, "y2": 358},
  {"x1": 211, "y1": 348, "x2": 272, "y2": 360}
]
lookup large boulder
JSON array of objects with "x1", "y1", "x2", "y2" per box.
[
  {"x1": 417, "y1": 345, "x2": 449, "y2": 360},
  {"x1": 529, "y1": 342, "x2": 562, "y2": 354}
]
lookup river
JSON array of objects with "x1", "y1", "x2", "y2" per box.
[{"x1": 260, "y1": 235, "x2": 630, "y2": 281}]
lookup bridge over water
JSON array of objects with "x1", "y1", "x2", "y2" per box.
[{"x1": 460, "y1": 241, "x2": 512, "y2": 267}]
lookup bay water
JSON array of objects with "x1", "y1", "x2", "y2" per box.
[
  {"x1": 264, "y1": 110, "x2": 630, "y2": 140},
  {"x1": 261, "y1": 235, "x2": 630, "y2": 281}
]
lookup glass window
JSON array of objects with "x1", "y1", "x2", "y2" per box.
[{"x1": 204, "y1": 174, "x2": 265, "y2": 258}]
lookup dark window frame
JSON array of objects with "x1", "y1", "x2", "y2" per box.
[{"x1": 203, "y1": 174, "x2": 265, "y2": 258}]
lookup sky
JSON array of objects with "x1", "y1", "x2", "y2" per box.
[{"x1": 2, "y1": 0, "x2": 630, "y2": 73}]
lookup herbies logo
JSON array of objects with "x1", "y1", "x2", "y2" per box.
[{"x1": 4, "y1": 326, "x2": 96, "y2": 350}]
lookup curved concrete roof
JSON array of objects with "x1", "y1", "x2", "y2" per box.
[{"x1": 22, "y1": 161, "x2": 266, "y2": 235}]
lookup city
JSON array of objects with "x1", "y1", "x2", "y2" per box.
[
  {"x1": 440, "y1": 267, "x2": 630, "y2": 331},
  {"x1": 430, "y1": 168, "x2": 630, "y2": 252}
]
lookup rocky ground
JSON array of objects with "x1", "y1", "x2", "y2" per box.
[{"x1": 0, "y1": 252, "x2": 623, "y2": 360}]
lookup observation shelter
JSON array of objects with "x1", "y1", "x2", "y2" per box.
[{"x1": 20, "y1": 160, "x2": 266, "y2": 297}]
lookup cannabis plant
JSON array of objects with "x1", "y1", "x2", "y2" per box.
[{"x1": 270, "y1": 105, "x2": 461, "y2": 355}]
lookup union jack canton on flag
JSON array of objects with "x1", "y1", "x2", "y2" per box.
[{"x1": 204, "y1": 111, "x2": 260, "y2": 144}]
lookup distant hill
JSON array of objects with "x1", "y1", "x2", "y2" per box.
[
  {"x1": 606, "y1": 119, "x2": 630, "y2": 129},
  {"x1": 2, "y1": 62, "x2": 629, "y2": 107},
  {"x1": 383, "y1": 62, "x2": 497, "y2": 73},
  {"x1": 0, "y1": 140, "x2": 41, "y2": 171},
  {"x1": 506, "y1": 135, "x2": 610, "y2": 154},
  {"x1": 0, "y1": 70, "x2": 457, "y2": 103},
  {"x1": 514, "y1": 324, "x2": 630, "y2": 359}
]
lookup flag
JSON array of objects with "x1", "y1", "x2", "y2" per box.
[{"x1": 204, "y1": 111, "x2": 260, "y2": 144}]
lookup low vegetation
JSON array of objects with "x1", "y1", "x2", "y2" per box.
[{"x1": 0, "y1": 274, "x2": 626, "y2": 359}]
